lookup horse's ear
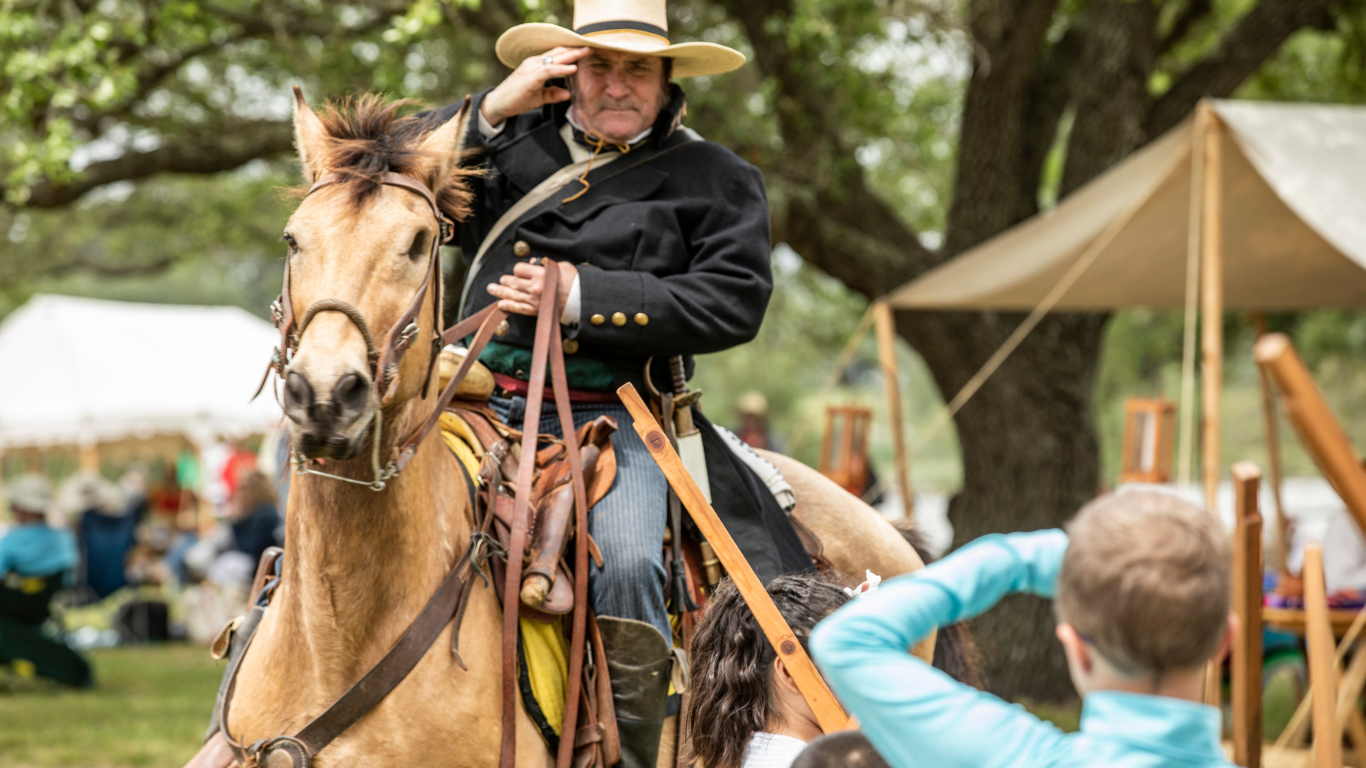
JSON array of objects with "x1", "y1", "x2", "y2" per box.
[
  {"x1": 293, "y1": 85, "x2": 329, "y2": 184},
  {"x1": 413, "y1": 98, "x2": 471, "y2": 191}
]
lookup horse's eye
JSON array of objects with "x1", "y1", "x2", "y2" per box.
[
  {"x1": 280, "y1": 233, "x2": 298, "y2": 252},
  {"x1": 407, "y1": 231, "x2": 429, "y2": 260}
]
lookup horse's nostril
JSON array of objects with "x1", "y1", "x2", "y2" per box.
[
  {"x1": 333, "y1": 373, "x2": 370, "y2": 414},
  {"x1": 284, "y1": 371, "x2": 315, "y2": 409}
]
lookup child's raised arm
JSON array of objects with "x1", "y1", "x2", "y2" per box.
[{"x1": 809, "y1": 529, "x2": 1070, "y2": 768}]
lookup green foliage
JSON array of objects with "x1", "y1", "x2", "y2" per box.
[
  {"x1": 0, "y1": 0, "x2": 488, "y2": 204},
  {"x1": 0, "y1": 163, "x2": 295, "y2": 316}
]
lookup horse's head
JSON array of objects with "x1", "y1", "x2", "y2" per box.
[{"x1": 281, "y1": 88, "x2": 471, "y2": 461}]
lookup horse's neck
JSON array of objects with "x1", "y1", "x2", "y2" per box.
[{"x1": 277, "y1": 399, "x2": 467, "y2": 681}]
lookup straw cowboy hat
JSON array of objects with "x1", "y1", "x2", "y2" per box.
[
  {"x1": 496, "y1": 0, "x2": 746, "y2": 78},
  {"x1": 7, "y1": 474, "x2": 53, "y2": 515}
]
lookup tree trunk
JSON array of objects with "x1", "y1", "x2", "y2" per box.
[{"x1": 904, "y1": 311, "x2": 1107, "y2": 699}]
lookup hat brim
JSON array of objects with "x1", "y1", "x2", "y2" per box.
[{"x1": 496, "y1": 23, "x2": 746, "y2": 78}]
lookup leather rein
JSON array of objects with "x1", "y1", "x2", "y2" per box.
[{"x1": 232, "y1": 108, "x2": 595, "y2": 768}]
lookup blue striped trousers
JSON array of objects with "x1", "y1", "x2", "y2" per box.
[{"x1": 490, "y1": 393, "x2": 671, "y2": 640}]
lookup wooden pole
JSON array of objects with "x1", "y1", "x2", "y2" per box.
[
  {"x1": 819, "y1": 408, "x2": 835, "y2": 476},
  {"x1": 874, "y1": 300, "x2": 913, "y2": 518},
  {"x1": 1305, "y1": 544, "x2": 1343, "y2": 768},
  {"x1": 1200, "y1": 104, "x2": 1224, "y2": 516},
  {"x1": 1255, "y1": 334, "x2": 1366, "y2": 536},
  {"x1": 1253, "y1": 313, "x2": 1290, "y2": 573},
  {"x1": 1199, "y1": 105, "x2": 1226, "y2": 709},
  {"x1": 1231, "y1": 461, "x2": 1263, "y2": 768},
  {"x1": 1177, "y1": 101, "x2": 1208, "y2": 487},
  {"x1": 618, "y1": 383, "x2": 850, "y2": 734}
]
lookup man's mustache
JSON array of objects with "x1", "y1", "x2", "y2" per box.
[{"x1": 592, "y1": 100, "x2": 642, "y2": 112}]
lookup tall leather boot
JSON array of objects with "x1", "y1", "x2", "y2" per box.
[{"x1": 597, "y1": 617, "x2": 673, "y2": 768}]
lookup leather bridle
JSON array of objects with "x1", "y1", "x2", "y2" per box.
[{"x1": 258, "y1": 119, "x2": 511, "y2": 491}]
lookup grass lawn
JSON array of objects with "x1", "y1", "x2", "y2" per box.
[
  {"x1": 0, "y1": 644, "x2": 224, "y2": 768},
  {"x1": 0, "y1": 643, "x2": 1312, "y2": 767}
]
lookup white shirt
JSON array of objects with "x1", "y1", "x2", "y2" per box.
[
  {"x1": 476, "y1": 106, "x2": 653, "y2": 327},
  {"x1": 1323, "y1": 508, "x2": 1366, "y2": 593},
  {"x1": 741, "y1": 733, "x2": 809, "y2": 768}
]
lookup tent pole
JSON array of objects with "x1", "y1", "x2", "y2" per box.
[
  {"x1": 874, "y1": 300, "x2": 914, "y2": 519},
  {"x1": 1177, "y1": 105, "x2": 1207, "y2": 488},
  {"x1": 1199, "y1": 101, "x2": 1225, "y2": 709},
  {"x1": 1254, "y1": 312, "x2": 1290, "y2": 573},
  {"x1": 1200, "y1": 104, "x2": 1224, "y2": 517}
]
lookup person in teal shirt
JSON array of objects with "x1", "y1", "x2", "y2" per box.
[
  {"x1": 0, "y1": 475, "x2": 78, "y2": 589},
  {"x1": 809, "y1": 489, "x2": 1237, "y2": 768},
  {"x1": 0, "y1": 473, "x2": 91, "y2": 688}
]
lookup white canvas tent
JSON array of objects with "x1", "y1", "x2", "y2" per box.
[
  {"x1": 890, "y1": 100, "x2": 1366, "y2": 311},
  {"x1": 0, "y1": 294, "x2": 283, "y2": 450},
  {"x1": 887, "y1": 99, "x2": 1366, "y2": 522}
]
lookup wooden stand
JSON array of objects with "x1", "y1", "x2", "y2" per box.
[
  {"x1": 1231, "y1": 461, "x2": 1263, "y2": 768},
  {"x1": 1255, "y1": 334, "x2": 1366, "y2": 536},
  {"x1": 618, "y1": 383, "x2": 851, "y2": 733},
  {"x1": 1253, "y1": 313, "x2": 1291, "y2": 573},
  {"x1": 1304, "y1": 544, "x2": 1344, "y2": 768},
  {"x1": 873, "y1": 300, "x2": 913, "y2": 518},
  {"x1": 819, "y1": 406, "x2": 872, "y2": 496},
  {"x1": 1120, "y1": 398, "x2": 1177, "y2": 484}
]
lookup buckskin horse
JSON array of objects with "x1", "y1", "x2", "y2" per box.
[{"x1": 185, "y1": 88, "x2": 935, "y2": 768}]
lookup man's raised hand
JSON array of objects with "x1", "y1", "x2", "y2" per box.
[
  {"x1": 480, "y1": 46, "x2": 591, "y2": 127},
  {"x1": 487, "y1": 260, "x2": 578, "y2": 318}
]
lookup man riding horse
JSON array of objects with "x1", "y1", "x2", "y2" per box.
[{"x1": 437, "y1": 1, "x2": 810, "y2": 765}]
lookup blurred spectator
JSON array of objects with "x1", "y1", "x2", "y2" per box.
[
  {"x1": 1, "y1": 475, "x2": 78, "y2": 596},
  {"x1": 0, "y1": 474, "x2": 91, "y2": 687},
  {"x1": 735, "y1": 391, "x2": 781, "y2": 452},
  {"x1": 147, "y1": 465, "x2": 182, "y2": 524},
  {"x1": 220, "y1": 443, "x2": 258, "y2": 502},
  {"x1": 185, "y1": 468, "x2": 280, "y2": 589},
  {"x1": 229, "y1": 470, "x2": 281, "y2": 566},
  {"x1": 1323, "y1": 508, "x2": 1366, "y2": 593},
  {"x1": 72, "y1": 473, "x2": 137, "y2": 599}
]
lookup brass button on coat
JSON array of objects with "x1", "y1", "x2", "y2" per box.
[
  {"x1": 590, "y1": 313, "x2": 606, "y2": 326},
  {"x1": 513, "y1": 240, "x2": 531, "y2": 258},
  {"x1": 611, "y1": 312, "x2": 627, "y2": 326},
  {"x1": 563, "y1": 339, "x2": 579, "y2": 354},
  {"x1": 634, "y1": 313, "x2": 649, "y2": 326}
]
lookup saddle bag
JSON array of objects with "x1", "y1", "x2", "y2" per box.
[{"x1": 451, "y1": 403, "x2": 617, "y2": 616}]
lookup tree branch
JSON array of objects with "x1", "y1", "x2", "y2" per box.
[
  {"x1": 15, "y1": 121, "x2": 295, "y2": 208},
  {"x1": 1146, "y1": 0, "x2": 1334, "y2": 137},
  {"x1": 715, "y1": 0, "x2": 935, "y2": 297},
  {"x1": 1157, "y1": 0, "x2": 1212, "y2": 56}
]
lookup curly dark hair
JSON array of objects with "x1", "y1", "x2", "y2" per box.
[{"x1": 686, "y1": 574, "x2": 851, "y2": 768}]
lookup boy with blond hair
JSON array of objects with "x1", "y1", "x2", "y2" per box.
[{"x1": 809, "y1": 489, "x2": 1236, "y2": 768}]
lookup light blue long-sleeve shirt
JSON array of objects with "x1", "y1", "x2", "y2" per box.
[
  {"x1": 809, "y1": 529, "x2": 1233, "y2": 768},
  {"x1": 0, "y1": 524, "x2": 79, "y2": 583}
]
